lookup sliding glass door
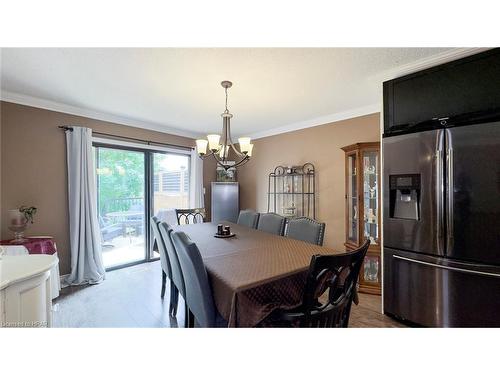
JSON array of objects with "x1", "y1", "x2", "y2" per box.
[
  {"x1": 96, "y1": 146, "x2": 147, "y2": 269},
  {"x1": 150, "y1": 152, "x2": 191, "y2": 259},
  {"x1": 94, "y1": 143, "x2": 192, "y2": 269}
]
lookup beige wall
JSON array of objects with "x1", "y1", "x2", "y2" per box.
[
  {"x1": 0, "y1": 100, "x2": 379, "y2": 274},
  {"x1": 0, "y1": 101, "x2": 215, "y2": 274},
  {"x1": 238, "y1": 113, "x2": 380, "y2": 252},
  {"x1": 0, "y1": 101, "x2": 2, "y2": 234}
]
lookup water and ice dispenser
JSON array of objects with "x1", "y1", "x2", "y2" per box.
[{"x1": 389, "y1": 174, "x2": 421, "y2": 220}]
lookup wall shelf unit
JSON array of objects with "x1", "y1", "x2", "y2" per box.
[{"x1": 267, "y1": 163, "x2": 316, "y2": 219}]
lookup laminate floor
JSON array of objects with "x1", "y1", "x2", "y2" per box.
[
  {"x1": 53, "y1": 261, "x2": 406, "y2": 328},
  {"x1": 53, "y1": 261, "x2": 184, "y2": 328},
  {"x1": 349, "y1": 293, "x2": 407, "y2": 328}
]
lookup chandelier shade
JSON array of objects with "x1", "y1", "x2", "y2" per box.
[{"x1": 195, "y1": 81, "x2": 253, "y2": 170}]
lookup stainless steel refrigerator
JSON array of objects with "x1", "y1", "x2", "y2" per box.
[
  {"x1": 383, "y1": 121, "x2": 500, "y2": 327},
  {"x1": 211, "y1": 182, "x2": 239, "y2": 223}
]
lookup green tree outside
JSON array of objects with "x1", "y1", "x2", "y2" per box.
[{"x1": 96, "y1": 148, "x2": 145, "y2": 215}]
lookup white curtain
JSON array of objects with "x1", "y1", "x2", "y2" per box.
[
  {"x1": 190, "y1": 148, "x2": 205, "y2": 208},
  {"x1": 65, "y1": 126, "x2": 105, "y2": 285}
]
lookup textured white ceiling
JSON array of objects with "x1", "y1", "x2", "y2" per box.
[{"x1": 0, "y1": 48, "x2": 457, "y2": 138}]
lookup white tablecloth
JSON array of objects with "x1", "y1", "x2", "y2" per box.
[{"x1": 0, "y1": 245, "x2": 61, "y2": 299}]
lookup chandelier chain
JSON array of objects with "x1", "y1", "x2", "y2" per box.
[{"x1": 225, "y1": 87, "x2": 228, "y2": 112}]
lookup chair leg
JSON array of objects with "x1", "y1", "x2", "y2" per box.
[
  {"x1": 161, "y1": 270, "x2": 167, "y2": 299},
  {"x1": 184, "y1": 302, "x2": 189, "y2": 328},
  {"x1": 188, "y1": 310, "x2": 195, "y2": 328},
  {"x1": 169, "y1": 283, "x2": 179, "y2": 317}
]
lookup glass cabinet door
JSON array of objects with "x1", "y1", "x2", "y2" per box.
[
  {"x1": 347, "y1": 153, "x2": 358, "y2": 243},
  {"x1": 362, "y1": 150, "x2": 379, "y2": 245},
  {"x1": 343, "y1": 143, "x2": 381, "y2": 295},
  {"x1": 362, "y1": 255, "x2": 380, "y2": 284}
]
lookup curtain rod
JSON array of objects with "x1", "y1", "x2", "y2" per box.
[{"x1": 58, "y1": 126, "x2": 194, "y2": 150}]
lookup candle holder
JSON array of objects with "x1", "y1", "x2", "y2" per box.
[{"x1": 214, "y1": 224, "x2": 235, "y2": 238}]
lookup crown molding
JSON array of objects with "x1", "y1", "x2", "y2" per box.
[
  {"x1": 1, "y1": 48, "x2": 488, "y2": 142},
  {"x1": 0, "y1": 91, "x2": 202, "y2": 139},
  {"x1": 370, "y1": 47, "x2": 491, "y2": 82},
  {"x1": 249, "y1": 48, "x2": 489, "y2": 140},
  {"x1": 248, "y1": 104, "x2": 381, "y2": 140}
]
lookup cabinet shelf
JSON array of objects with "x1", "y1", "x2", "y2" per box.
[{"x1": 268, "y1": 192, "x2": 314, "y2": 195}]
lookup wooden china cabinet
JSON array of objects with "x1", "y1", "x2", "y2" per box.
[{"x1": 341, "y1": 142, "x2": 381, "y2": 295}]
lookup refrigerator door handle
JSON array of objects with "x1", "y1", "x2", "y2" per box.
[
  {"x1": 393, "y1": 255, "x2": 500, "y2": 278},
  {"x1": 435, "y1": 130, "x2": 445, "y2": 255},
  {"x1": 446, "y1": 129, "x2": 454, "y2": 251}
]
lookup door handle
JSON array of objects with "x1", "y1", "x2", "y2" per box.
[
  {"x1": 435, "y1": 129, "x2": 445, "y2": 255},
  {"x1": 446, "y1": 130, "x2": 454, "y2": 251},
  {"x1": 393, "y1": 255, "x2": 500, "y2": 278}
]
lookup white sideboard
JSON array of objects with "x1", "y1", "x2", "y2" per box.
[
  {"x1": 0, "y1": 255, "x2": 58, "y2": 328},
  {"x1": 0, "y1": 245, "x2": 61, "y2": 299}
]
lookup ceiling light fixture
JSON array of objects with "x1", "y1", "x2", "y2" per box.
[{"x1": 196, "y1": 81, "x2": 253, "y2": 170}]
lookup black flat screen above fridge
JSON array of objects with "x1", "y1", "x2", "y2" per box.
[{"x1": 384, "y1": 49, "x2": 500, "y2": 136}]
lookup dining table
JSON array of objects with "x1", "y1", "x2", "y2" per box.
[{"x1": 172, "y1": 221, "x2": 343, "y2": 328}]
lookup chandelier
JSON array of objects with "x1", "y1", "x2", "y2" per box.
[{"x1": 196, "y1": 81, "x2": 254, "y2": 170}]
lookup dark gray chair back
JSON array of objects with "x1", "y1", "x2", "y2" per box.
[
  {"x1": 175, "y1": 208, "x2": 206, "y2": 225},
  {"x1": 151, "y1": 216, "x2": 171, "y2": 278},
  {"x1": 236, "y1": 209, "x2": 260, "y2": 228},
  {"x1": 285, "y1": 217, "x2": 326, "y2": 246},
  {"x1": 257, "y1": 213, "x2": 286, "y2": 236},
  {"x1": 170, "y1": 231, "x2": 217, "y2": 328},
  {"x1": 158, "y1": 222, "x2": 185, "y2": 296},
  {"x1": 273, "y1": 240, "x2": 369, "y2": 328}
]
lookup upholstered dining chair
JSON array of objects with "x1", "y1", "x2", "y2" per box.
[
  {"x1": 150, "y1": 217, "x2": 172, "y2": 300},
  {"x1": 170, "y1": 231, "x2": 227, "y2": 328},
  {"x1": 236, "y1": 209, "x2": 260, "y2": 229},
  {"x1": 285, "y1": 217, "x2": 326, "y2": 246},
  {"x1": 175, "y1": 208, "x2": 206, "y2": 225},
  {"x1": 158, "y1": 222, "x2": 188, "y2": 326},
  {"x1": 264, "y1": 239, "x2": 370, "y2": 328},
  {"x1": 257, "y1": 212, "x2": 286, "y2": 236}
]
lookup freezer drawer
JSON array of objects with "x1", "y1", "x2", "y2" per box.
[{"x1": 383, "y1": 247, "x2": 500, "y2": 327}]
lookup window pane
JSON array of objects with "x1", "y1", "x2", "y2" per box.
[
  {"x1": 153, "y1": 174, "x2": 159, "y2": 192},
  {"x1": 162, "y1": 171, "x2": 181, "y2": 193},
  {"x1": 183, "y1": 171, "x2": 189, "y2": 193},
  {"x1": 96, "y1": 147, "x2": 145, "y2": 269},
  {"x1": 152, "y1": 153, "x2": 190, "y2": 223}
]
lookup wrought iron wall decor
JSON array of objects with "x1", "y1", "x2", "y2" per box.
[{"x1": 267, "y1": 163, "x2": 316, "y2": 219}]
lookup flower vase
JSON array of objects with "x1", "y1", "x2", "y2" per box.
[{"x1": 7, "y1": 209, "x2": 29, "y2": 244}]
